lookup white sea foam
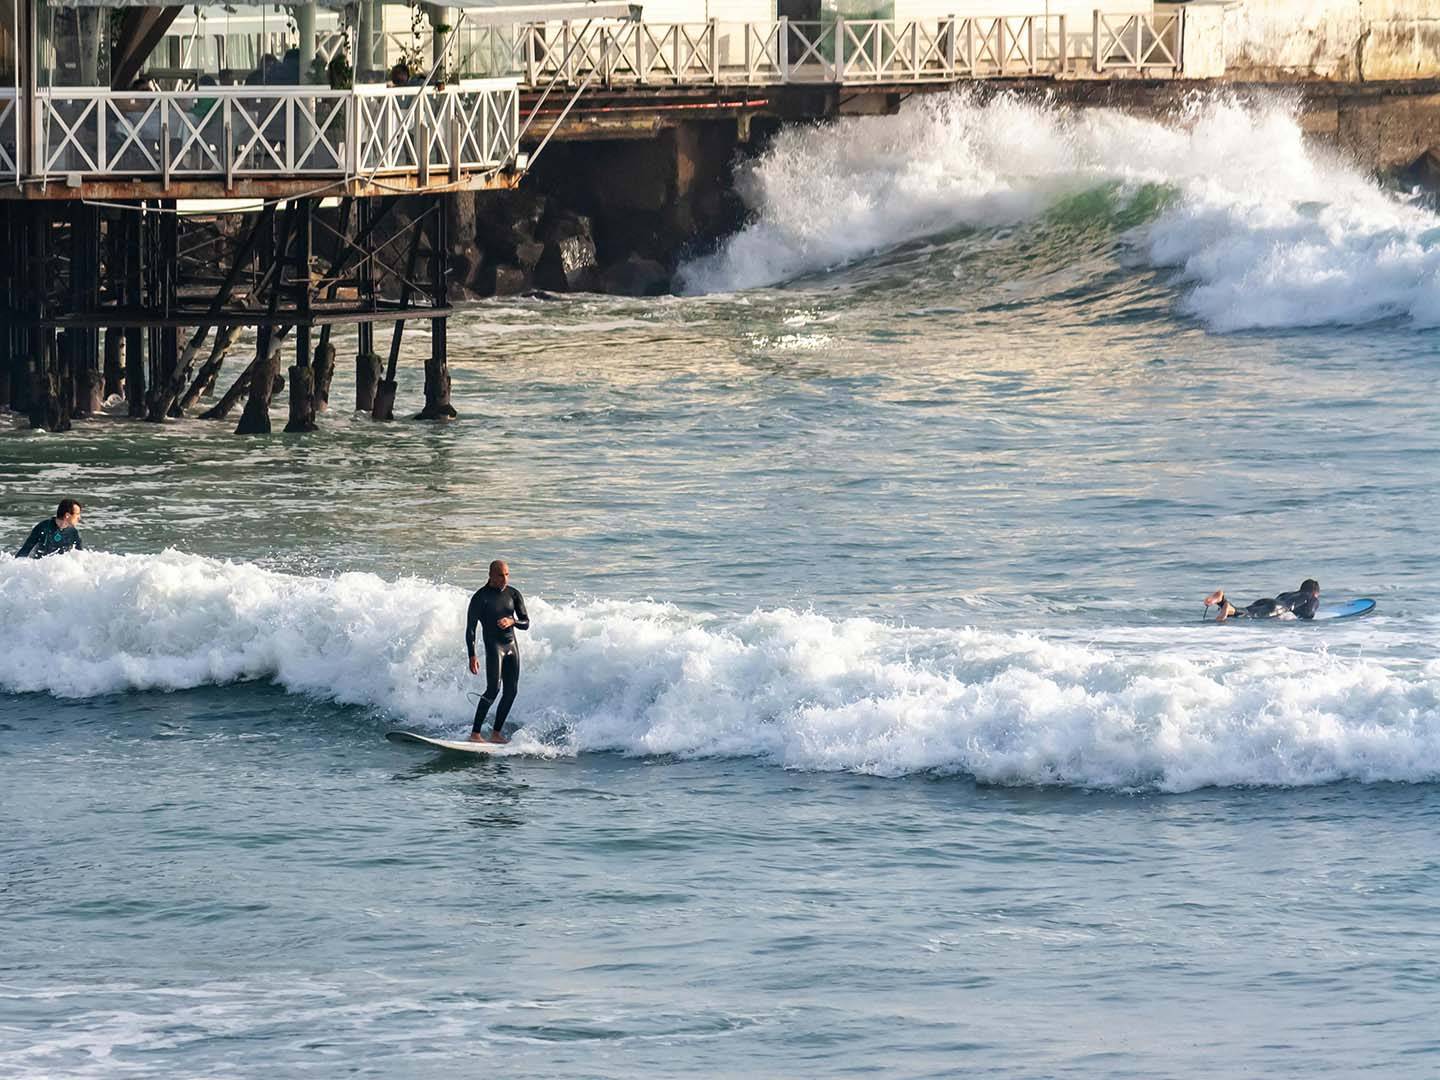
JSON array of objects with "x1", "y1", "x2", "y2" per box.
[
  {"x1": 678, "y1": 91, "x2": 1440, "y2": 330},
  {"x1": 3, "y1": 551, "x2": 1437, "y2": 792}
]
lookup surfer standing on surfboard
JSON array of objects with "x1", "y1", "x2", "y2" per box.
[
  {"x1": 1203, "y1": 579, "x2": 1320, "y2": 622},
  {"x1": 465, "y1": 560, "x2": 530, "y2": 744}
]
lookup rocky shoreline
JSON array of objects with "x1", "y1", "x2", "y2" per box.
[{"x1": 441, "y1": 122, "x2": 767, "y2": 300}]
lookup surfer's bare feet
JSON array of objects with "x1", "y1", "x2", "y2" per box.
[
  {"x1": 489, "y1": 731, "x2": 509, "y2": 744},
  {"x1": 468, "y1": 733, "x2": 488, "y2": 743}
]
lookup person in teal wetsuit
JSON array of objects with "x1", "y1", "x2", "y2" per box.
[{"x1": 14, "y1": 499, "x2": 85, "y2": 559}]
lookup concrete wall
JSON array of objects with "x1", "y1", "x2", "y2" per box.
[{"x1": 1219, "y1": 0, "x2": 1440, "y2": 81}]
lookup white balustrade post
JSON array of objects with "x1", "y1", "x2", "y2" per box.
[
  {"x1": 449, "y1": 97, "x2": 461, "y2": 181},
  {"x1": 27, "y1": 97, "x2": 41, "y2": 179},
  {"x1": 93, "y1": 98, "x2": 104, "y2": 173},
  {"x1": 1057, "y1": 14, "x2": 1067, "y2": 73},
  {"x1": 779, "y1": 17, "x2": 790, "y2": 82},
  {"x1": 709, "y1": 19, "x2": 719, "y2": 83},
  {"x1": 481, "y1": 90, "x2": 492, "y2": 165},
  {"x1": 346, "y1": 94, "x2": 357, "y2": 174},
  {"x1": 223, "y1": 99, "x2": 234, "y2": 188},
  {"x1": 834, "y1": 16, "x2": 845, "y2": 81},
  {"x1": 1093, "y1": 9, "x2": 1104, "y2": 73},
  {"x1": 161, "y1": 105, "x2": 170, "y2": 187},
  {"x1": 287, "y1": 95, "x2": 297, "y2": 172}
]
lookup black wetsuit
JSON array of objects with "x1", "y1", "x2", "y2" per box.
[
  {"x1": 466, "y1": 584, "x2": 530, "y2": 734},
  {"x1": 1233, "y1": 589, "x2": 1319, "y2": 620},
  {"x1": 1276, "y1": 589, "x2": 1320, "y2": 620},
  {"x1": 15, "y1": 519, "x2": 83, "y2": 559}
]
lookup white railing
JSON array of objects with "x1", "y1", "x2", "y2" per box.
[
  {"x1": 32, "y1": 81, "x2": 519, "y2": 181},
  {"x1": 511, "y1": 15, "x2": 1075, "y2": 87},
  {"x1": 0, "y1": 90, "x2": 17, "y2": 181},
  {"x1": 1092, "y1": 11, "x2": 1181, "y2": 72},
  {"x1": 506, "y1": 11, "x2": 1186, "y2": 87},
  {"x1": 354, "y1": 79, "x2": 519, "y2": 174}
]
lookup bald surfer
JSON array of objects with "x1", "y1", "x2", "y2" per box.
[
  {"x1": 465, "y1": 560, "x2": 530, "y2": 743},
  {"x1": 1203, "y1": 579, "x2": 1320, "y2": 622},
  {"x1": 15, "y1": 499, "x2": 85, "y2": 559}
]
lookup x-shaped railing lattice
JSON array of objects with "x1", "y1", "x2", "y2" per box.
[
  {"x1": 167, "y1": 98, "x2": 225, "y2": 173},
  {"x1": 293, "y1": 96, "x2": 349, "y2": 171},
  {"x1": 43, "y1": 97, "x2": 101, "y2": 173},
  {"x1": 0, "y1": 97, "x2": 17, "y2": 177},
  {"x1": 1095, "y1": 12, "x2": 1180, "y2": 70}
]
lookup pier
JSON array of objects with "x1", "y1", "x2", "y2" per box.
[{"x1": 4, "y1": 0, "x2": 1440, "y2": 433}]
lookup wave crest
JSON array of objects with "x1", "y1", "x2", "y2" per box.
[
  {"x1": 2, "y1": 552, "x2": 1436, "y2": 792},
  {"x1": 679, "y1": 91, "x2": 1440, "y2": 331}
]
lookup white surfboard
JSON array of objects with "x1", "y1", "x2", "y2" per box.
[{"x1": 386, "y1": 730, "x2": 514, "y2": 754}]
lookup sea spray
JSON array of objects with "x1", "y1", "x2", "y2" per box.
[
  {"x1": 680, "y1": 90, "x2": 1440, "y2": 330},
  {"x1": 4, "y1": 551, "x2": 1438, "y2": 791}
]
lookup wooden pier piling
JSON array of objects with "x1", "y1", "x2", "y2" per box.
[{"x1": 2, "y1": 192, "x2": 455, "y2": 436}]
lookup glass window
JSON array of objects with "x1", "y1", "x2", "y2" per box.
[{"x1": 37, "y1": 2, "x2": 112, "y2": 88}]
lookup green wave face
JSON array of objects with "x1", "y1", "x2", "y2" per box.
[{"x1": 1042, "y1": 181, "x2": 1180, "y2": 234}]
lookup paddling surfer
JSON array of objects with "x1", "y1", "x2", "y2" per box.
[
  {"x1": 1203, "y1": 579, "x2": 1320, "y2": 622},
  {"x1": 465, "y1": 560, "x2": 530, "y2": 743},
  {"x1": 14, "y1": 499, "x2": 85, "y2": 559}
]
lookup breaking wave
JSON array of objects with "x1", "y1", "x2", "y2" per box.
[
  {"x1": 679, "y1": 91, "x2": 1440, "y2": 331},
  {"x1": 3, "y1": 551, "x2": 1437, "y2": 792}
]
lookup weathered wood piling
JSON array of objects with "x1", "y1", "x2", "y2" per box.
[{"x1": 0, "y1": 193, "x2": 459, "y2": 436}]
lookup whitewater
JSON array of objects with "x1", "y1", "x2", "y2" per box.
[
  {"x1": 5, "y1": 90, "x2": 1440, "y2": 1079},
  {"x1": 3, "y1": 550, "x2": 1435, "y2": 792},
  {"x1": 681, "y1": 91, "x2": 1440, "y2": 330}
]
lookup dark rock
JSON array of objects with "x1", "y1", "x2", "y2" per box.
[
  {"x1": 446, "y1": 193, "x2": 477, "y2": 250},
  {"x1": 1393, "y1": 147, "x2": 1440, "y2": 195},
  {"x1": 534, "y1": 217, "x2": 599, "y2": 292},
  {"x1": 538, "y1": 209, "x2": 594, "y2": 246},
  {"x1": 477, "y1": 262, "x2": 531, "y2": 296},
  {"x1": 475, "y1": 190, "x2": 548, "y2": 261},
  {"x1": 449, "y1": 282, "x2": 488, "y2": 303},
  {"x1": 448, "y1": 249, "x2": 479, "y2": 291},
  {"x1": 515, "y1": 239, "x2": 545, "y2": 270},
  {"x1": 599, "y1": 254, "x2": 671, "y2": 297},
  {"x1": 592, "y1": 211, "x2": 670, "y2": 264}
]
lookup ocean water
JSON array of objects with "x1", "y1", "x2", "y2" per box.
[{"x1": 3, "y1": 92, "x2": 1440, "y2": 1077}]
